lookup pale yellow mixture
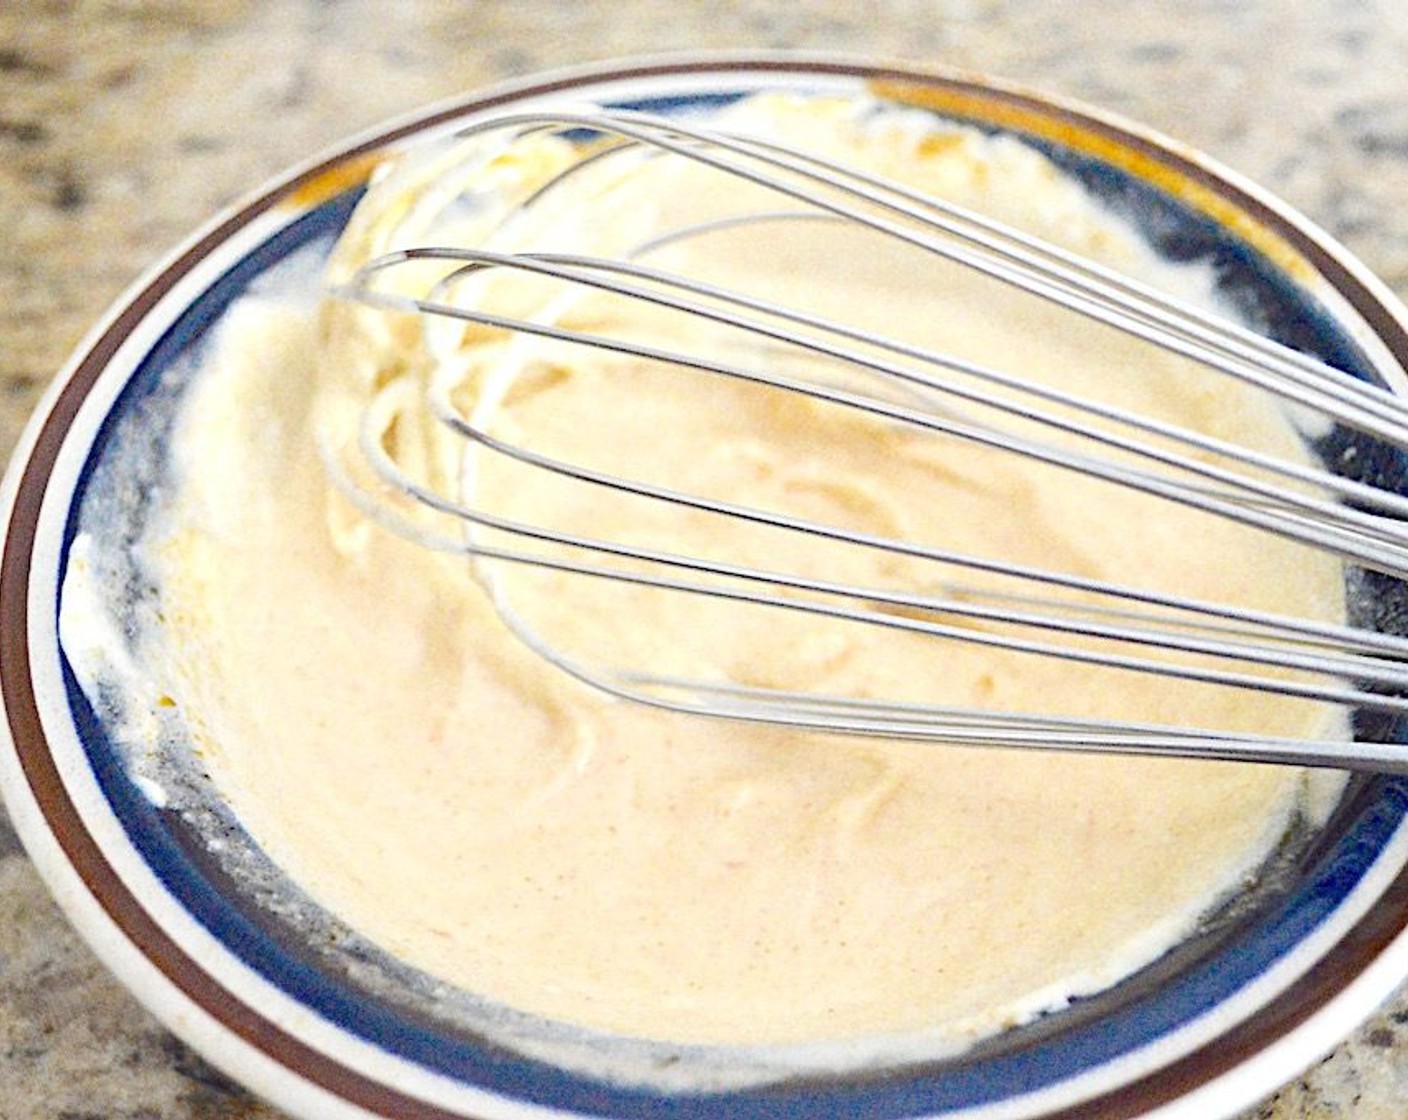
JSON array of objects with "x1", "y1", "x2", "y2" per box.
[{"x1": 141, "y1": 96, "x2": 1346, "y2": 1049}]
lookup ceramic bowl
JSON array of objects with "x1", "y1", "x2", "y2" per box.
[{"x1": 5, "y1": 56, "x2": 1408, "y2": 1120}]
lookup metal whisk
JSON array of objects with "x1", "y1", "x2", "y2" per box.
[{"x1": 325, "y1": 103, "x2": 1408, "y2": 772}]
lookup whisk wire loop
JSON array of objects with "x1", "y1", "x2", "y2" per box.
[
  {"x1": 348, "y1": 245, "x2": 1408, "y2": 577},
  {"x1": 458, "y1": 109, "x2": 1408, "y2": 441}
]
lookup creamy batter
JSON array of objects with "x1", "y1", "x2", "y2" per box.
[{"x1": 114, "y1": 96, "x2": 1347, "y2": 1050}]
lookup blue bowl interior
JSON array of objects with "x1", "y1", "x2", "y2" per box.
[{"x1": 54, "y1": 83, "x2": 1408, "y2": 1118}]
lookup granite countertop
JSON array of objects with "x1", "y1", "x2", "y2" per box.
[{"x1": 4, "y1": 1, "x2": 1408, "y2": 1117}]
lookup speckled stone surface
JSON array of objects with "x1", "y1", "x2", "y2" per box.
[{"x1": 4, "y1": 1, "x2": 1408, "y2": 1117}]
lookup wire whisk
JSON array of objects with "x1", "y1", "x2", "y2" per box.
[{"x1": 323, "y1": 101, "x2": 1408, "y2": 773}]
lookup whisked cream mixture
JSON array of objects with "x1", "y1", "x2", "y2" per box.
[{"x1": 82, "y1": 95, "x2": 1349, "y2": 1050}]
